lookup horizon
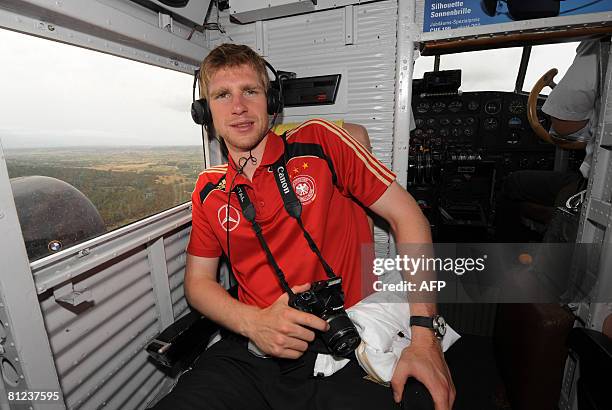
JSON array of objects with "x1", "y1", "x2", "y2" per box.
[{"x1": 4, "y1": 144, "x2": 203, "y2": 151}]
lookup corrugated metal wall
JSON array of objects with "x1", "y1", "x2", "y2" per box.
[
  {"x1": 211, "y1": 0, "x2": 399, "y2": 252},
  {"x1": 212, "y1": 0, "x2": 397, "y2": 166},
  {"x1": 37, "y1": 224, "x2": 193, "y2": 409},
  {"x1": 165, "y1": 229, "x2": 190, "y2": 320}
]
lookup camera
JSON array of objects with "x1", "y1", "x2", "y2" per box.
[{"x1": 289, "y1": 277, "x2": 361, "y2": 357}]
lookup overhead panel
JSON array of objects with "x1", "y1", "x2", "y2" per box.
[
  {"x1": 130, "y1": 0, "x2": 212, "y2": 26},
  {"x1": 227, "y1": 1, "x2": 376, "y2": 24},
  {"x1": 0, "y1": 0, "x2": 208, "y2": 69},
  {"x1": 229, "y1": 0, "x2": 317, "y2": 24}
]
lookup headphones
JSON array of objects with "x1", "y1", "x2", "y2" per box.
[{"x1": 191, "y1": 60, "x2": 283, "y2": 130}]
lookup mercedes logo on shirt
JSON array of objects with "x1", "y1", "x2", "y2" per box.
[{"x1": 217, "y1": 205, "x2": 241, "y2": 231}]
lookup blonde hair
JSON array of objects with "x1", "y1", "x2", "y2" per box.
[{"x1": 199, "y1": 43, "x2": 269, "y2": 98}]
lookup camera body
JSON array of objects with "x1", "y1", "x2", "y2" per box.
[{"x1": 289, "y1": 277, "x2": 361, "y2": 357}]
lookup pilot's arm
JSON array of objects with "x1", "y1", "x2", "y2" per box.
[
  {"x1": 549, "y1": 117, "x2": 589, "y2": 137},
  {"x1": 542, "y1": 42, "x2": 598, "y2": 139}
]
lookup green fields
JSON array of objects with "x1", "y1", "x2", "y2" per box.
[{"x1": 6, "y1": 146, "x2": 205, "y2": 230}]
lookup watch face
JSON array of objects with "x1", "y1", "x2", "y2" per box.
[{"x1": 434, "y1": 315, "x2": 446, "y2": 337}]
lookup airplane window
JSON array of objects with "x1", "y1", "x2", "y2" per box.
[
  {"x1": 414, "y1": 48, "x2": 523, "y2": 92},
  {"x1": 439, "y1": 47, "x2": 523, "y2": 92},
  {"x1": 523, "y1": 42, "x2": 581, "y2": 95},
  {"x1": 0, "y1": 28, "x2": 203, "y2": 261},
  {"x1": 413, "y1": 54, "x2": 436, "y2": 79},
  {"x1": 414, "y1": 41, "x2": 580, "y2": 95}
]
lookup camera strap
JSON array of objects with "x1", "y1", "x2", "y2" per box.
[
  {"x1": 234, "y1": 184, "x2": 293, "y2": 295},
  {"x1": 272, "y1": 146, "x2": 338, "y2": 281},
  {"x1": 232, "y1": 134, "x2": 338, "y2": 296}
]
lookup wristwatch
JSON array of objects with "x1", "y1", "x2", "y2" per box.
[{"x1": 409, "y1": 315, "x2": 447, "y2": 339}]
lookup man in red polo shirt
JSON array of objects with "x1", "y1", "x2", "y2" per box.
[{"x1": 154, "y1": 44, "x2": 454, "y2": 410}]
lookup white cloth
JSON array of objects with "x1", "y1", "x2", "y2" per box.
[
  {"x1": 542, "y1": 40, "x2": 599, "y2": 178},
  {"x1": 313, "y1": 287, "x2": 460, "y2": 382}
]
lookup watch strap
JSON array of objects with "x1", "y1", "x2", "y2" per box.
[{"x1": 409, "y1": 316, "x2": 434, "y2": 329}]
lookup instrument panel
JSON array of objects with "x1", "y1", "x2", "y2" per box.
[
  {"x1": 408, "y1": 72, "x2": 584, "y2": 239},
  {"x1": 408, "y1": 90, "x2": 557, "y2": 235},
  {"x1": 408, "y1": 91, "x2": 561, "y2": 189},
  {"x1": 411, "y1": 91, "x2": 552, "y2": 156}
]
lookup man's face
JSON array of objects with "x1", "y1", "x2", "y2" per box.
[{"x1": 207, "y1": 64, "x2": 269, "y2": 153}]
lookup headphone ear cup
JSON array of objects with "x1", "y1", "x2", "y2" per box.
[
  {"x1": 267, "y1": 87, "x2": 282, "y2": 115},
  {"x1": 191, "y1": 98, "x2": 213, "y2": 128}
]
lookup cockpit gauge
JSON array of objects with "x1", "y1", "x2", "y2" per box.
[
  {"x1": 467, "y1": 100, "x2": 479, "y2": 111},
  {"x1": 484, "y1": 100, "x2": 501, "y2": 115},
  {"x1": 508, "y1": 117, "x2": 522, "y2": 129},
  {"x1": 508, "y1": 100, "x2": 524, "y2": 115},
  {"x1": 448, "y1": 100, "x2": 463, "y2": 112},
  {"x1": 416, "y1": 102, "x2": 430, "y2": 114},
  {"x1": 483, "y1": 117, "x2": 499, "y2": 130},
  {"x1": 432, "y1": 101, "x2": 446, "y2": 113}
]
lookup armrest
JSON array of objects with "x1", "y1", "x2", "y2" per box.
[
  {"x1": 146, "y1": 310, "x2": 219, "y2": 370},
  {"x1": 568, "y1": 327, "x2": 612, "y2": 367},
  {"x1": 147, "y1": 286, "x2": 238, "y2": 370},
  {"x1": 568, "y1": 327, "x2": 612, "y2": 410}
]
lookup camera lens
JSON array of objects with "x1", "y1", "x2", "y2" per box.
[
  {"x1": 333, "y1": 331, "x2": 360, "y2": 357},
  {"x1": 322, "y1": 313, "x2": 361, "y2": 357}
]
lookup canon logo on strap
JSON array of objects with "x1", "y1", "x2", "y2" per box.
[{"x1": 276, "y1": 166, "x2": 291, "y2": 195}]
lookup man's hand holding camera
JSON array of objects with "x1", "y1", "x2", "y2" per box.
[{"x1": 245, "y1": 283, "x2": 329, "y2": 359}]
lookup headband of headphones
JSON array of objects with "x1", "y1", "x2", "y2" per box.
[{"x1": 191, "y1": 59, "x2": 283, "y2": 130}]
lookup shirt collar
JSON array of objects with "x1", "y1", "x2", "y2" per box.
[
  {"x1": 260, "y1": 130, "x2": 284, "y2": 166},
  {"x1": 224, "y1": 130, "x2": 284, "y2": 192}
]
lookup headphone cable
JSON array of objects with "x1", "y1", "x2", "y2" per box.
[{"x1": 225, "y1": 151, "x2": 257, "y2": 270}]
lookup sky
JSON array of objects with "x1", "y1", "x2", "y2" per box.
[
  {"x1": 0, "y1": 27, "x2": 579, "y2": 149},
  {"x1": 0, "y1": 28, "x2": 201, "y2": 149}
]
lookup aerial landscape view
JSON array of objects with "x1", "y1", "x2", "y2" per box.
[{"x1": 6, "y1": 146, "x2": 205, "y2": 230}]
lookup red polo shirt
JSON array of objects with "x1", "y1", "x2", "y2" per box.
[{"x1": 187, "y1": 119, "x2": 395, "y2": 308}]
